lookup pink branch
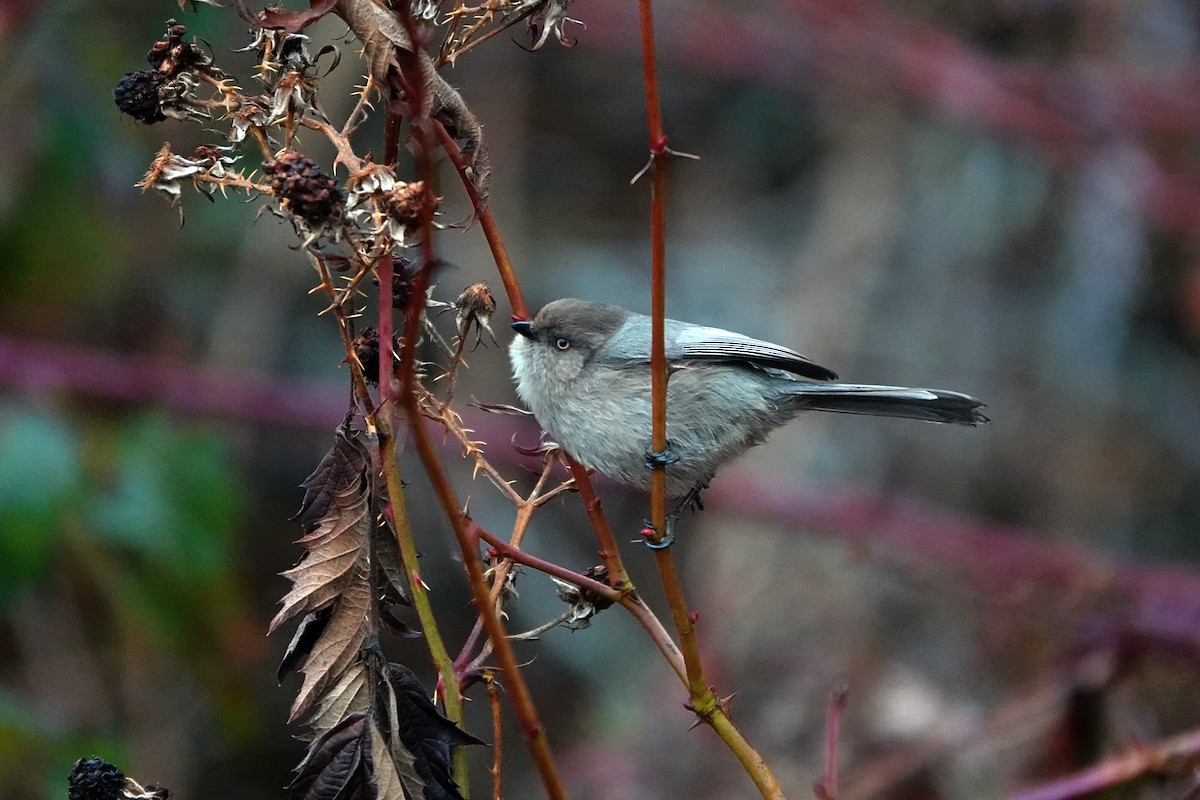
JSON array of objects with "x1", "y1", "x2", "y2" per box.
[
  {"x1": 1009, "y1": 727, "x2": 1200, "y2": 800},
  {"x1": 0, "y1": 334, "x2": 346, "y2": 428}
]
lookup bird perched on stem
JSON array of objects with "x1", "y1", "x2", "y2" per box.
[{"x1": 510, "y1": 298, "x2": 986, "y2": 504}]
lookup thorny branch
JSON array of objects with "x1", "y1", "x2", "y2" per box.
[{"x1": 118, "y1": 2, "x2": 788, "y2": 798}]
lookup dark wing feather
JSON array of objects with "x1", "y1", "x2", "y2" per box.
[{"x1": 668, "y1": 324, "x2": 838, "y2": 381}]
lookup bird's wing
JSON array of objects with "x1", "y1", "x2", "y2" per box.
[{"x1": 668, "y1": 324, "x2": 838, "y2": 381}]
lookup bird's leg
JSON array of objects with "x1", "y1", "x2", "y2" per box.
[
  {"x1": 640, "y1": 440, "x2": 681, "y2": 549},
  {"x1": 641, "y1": 478, "x2": 708, "y2": 550}
]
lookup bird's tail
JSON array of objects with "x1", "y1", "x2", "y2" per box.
[{"x1": 783, "y1": 383, "x2": 988, "y2": 425}]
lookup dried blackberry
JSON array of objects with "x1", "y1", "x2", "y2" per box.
[
  {"x1": 266, "y1": 153, "x2": 344, "y2": 231},
  {"x1": 114, "y1": 71, "x2": 167, "y2": 124},
  {"x1": 68, "y1": 757, "x2": 125, "y2": 800}
]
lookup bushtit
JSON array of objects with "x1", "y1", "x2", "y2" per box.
[{"x1": 510, "y1": 299, "x2": 986, "y2": 500}]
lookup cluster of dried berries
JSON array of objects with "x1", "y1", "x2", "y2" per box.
[
  {"x1": 350, "y1": 327, "x2": 405, "y2": 385},
  {"x1": 114, "y1": 20, "x2": 224, "y2": 124},
  {"x1": 68, "y1": 758, "x2": 124, "y2": 800},
  {"x1": 265, "y1": 153, "x2": 345, "y2": 240}
]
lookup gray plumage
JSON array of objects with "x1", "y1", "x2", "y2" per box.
[{"x1": 510, "y1": 299, "x2": 987, "y2": 497}]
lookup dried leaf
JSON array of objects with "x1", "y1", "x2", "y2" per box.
[
  {"x1": 278, "y1": 425, "x2": 377, "y2": 723},
  {"x1": 297, "y1": 426, "x2": 370, "y2": 535},
  {"x1": 372, "y1": 523, "x2": 411, "y2": 608},
  {"x1": 431, "y1": 76, "x2": 491, "y2": 206},
  {"x1": 289, "y1": 574, "x2": 373, "y2": 722},
  {"x1": 329, "y1": 0, "x2": 490, "y2": 203},
  {"x1": 372, "y1": 671, "x2": 425, "y2": 800},
  {"x1": 234, "y1": 0, "x2": 338, "y2": 34},
  {"x1": 289, "y1": 713, "x2": 368, "y2": 800},
  {"x1": 303, "y1": 661, "x2": 373, "y2": 742},
  {"x1": 279, "y1": 608, "x2": 333, "y2": 683},
  {"x1": 273, "y1": 484, "x2": 371, "y2": 631},
  {"x1": 333, "y1": 0, "x2": 434, "y2": 118},
  {"x1": 375, "y1": 663, "x2": 484, "y2": 800}
]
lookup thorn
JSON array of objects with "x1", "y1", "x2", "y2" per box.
[{"x1": 688, "y1": 610, "x2": 699, "y2": 624}]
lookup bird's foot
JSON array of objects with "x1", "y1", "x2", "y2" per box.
[
  {"x1": 640, "y1": 518, "x2": 675, "y2": 550},
  {"x1": 674, "y1": 479, "x2": 709, "y2": 516},
  {"x1": 644, "y1": 442, "x2": 680, "y2": 470}
]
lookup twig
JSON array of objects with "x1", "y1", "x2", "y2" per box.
[
  {"x1": 814, "y1": 684, "x2": 849, "y2": 800},
  {"x1": 487, "y1": 674, "x2": 504, "y2": 800},
  {"x1": 311, "y1": 253, "x2": 377, "y2": 417},
  {"x1": 1008, "y1": 727, "x2": 1200, "y2": 800},
  {"x1": 372, "y1": 252, "x2": 465, "y2": 750},
  {"x1": 433, "y1": 120, "x2": 528, "y2": 319},
  {"x1": 635, "y1": 1, "x2": 784, "y2": 797},
  {"x1": 565, "y1": 457, "x2": 632, "y2": 590},
  {"x1": 394, "y1": 5, "x2": 565, "y2": 793}
]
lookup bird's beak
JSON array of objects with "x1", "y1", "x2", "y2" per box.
[{"x1": 511, "y1": 319, "x2": 535, "y2": 340}]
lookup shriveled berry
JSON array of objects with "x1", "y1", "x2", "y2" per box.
[
  {"x1": 114, "y1": 71, "x2": 167, "y2": 124},
  {"x1": 68, "y1": 757, "x2": 125, "y2": 800},
  {"x1": 265, "y1": 153, "x2": 344, "y2": 229}
]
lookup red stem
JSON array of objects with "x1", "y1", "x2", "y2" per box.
[
  {"x1": 432, "y1": 121, "x2": 528, "y2": 319},
  {"x1": 814, "y1": 685, "x2": 849, "y2": 800},
  {"x1": 1009, "y1": 727, "x2": 1200, "y2": 800}
]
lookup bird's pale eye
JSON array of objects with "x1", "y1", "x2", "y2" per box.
[{"x1": 555, "y1": 337, "x2": 571, "y2": 351}]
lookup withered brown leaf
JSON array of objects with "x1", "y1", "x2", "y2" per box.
[
  {"x1": 334, "y1": 0, "x2": 435, "y2": 117},
  {"x1": 234, "y1": 0, "x2": 338, "y2": 34},
  {"x1": 288, "y1": 713, "x2": 368, "y2": 800},
  {"x1": 297, "y1": 425, "x2": 370, "y2": 535},
  {"x1": 378, "y1": 663, "x2": 484, "y2": 800},
  {"x1": 303, "y1": 660, "x2": 372, "y2": 742},
  {"x1": 277, "y1": 425, "x2": 376, "y2": 723},
  {"x1": 288, "y1": 575, "x2": 372, "y2": 723}
]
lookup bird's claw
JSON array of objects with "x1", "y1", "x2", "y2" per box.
[
  {"x1": 639, "y1": 519, "x2": 675, "y2": 549},
  {"x1": 644, "y1": 443, "x2": 680, "y2": 470}
]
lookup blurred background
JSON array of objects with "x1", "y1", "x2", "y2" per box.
[{"x1": 4, "y1": 1, "x2": 1200, "y2": 798}]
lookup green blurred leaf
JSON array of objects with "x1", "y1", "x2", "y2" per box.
[
  {"x1": 0, "y1": 410, "x2": 81, "y2": 602},
  {"x1": 90, "y1": 414, "x2": 239, "y2": 577},
  {"x1": 88, "y1": 414, "x2": 250, "y2": 651}
]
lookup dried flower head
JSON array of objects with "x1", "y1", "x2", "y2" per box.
[
  {"x1": 147, "y1": 19, "x2": 216, "y2": 78},
  {"x1": 265, "y1": 152, "x2": 344, "y2": 242},
  {"x1": 453, "y1": 282, "x2": 497, "y2": 347},
  {"x1": 383, "y1": 182, "x2": 437, "y2": 231},
  {"x1": 228, "y1": 99, "x2": 268, "y2": 143},
  {"x1": 346, "y1": 164, "x2": 439, "y2": 246},
  {"x1": 526, "y1": 0, "x2": 583, "y2": 50},
  {"x1": 137, "y1": 143, "x2": 240, "y2": 211},
  {"x1": 267, "y1": 70, "x2": 319, "y2": 123},
  {"x1": 551, "y1": 565, "x2": 614, "y2": 632},
  {"x1": 116, "y1": 21, "x2": 226, "y2": 124}
]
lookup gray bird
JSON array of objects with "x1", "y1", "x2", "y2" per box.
[{"x1": 510, "y1": 298, "x2": 986, "y2": 500}]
